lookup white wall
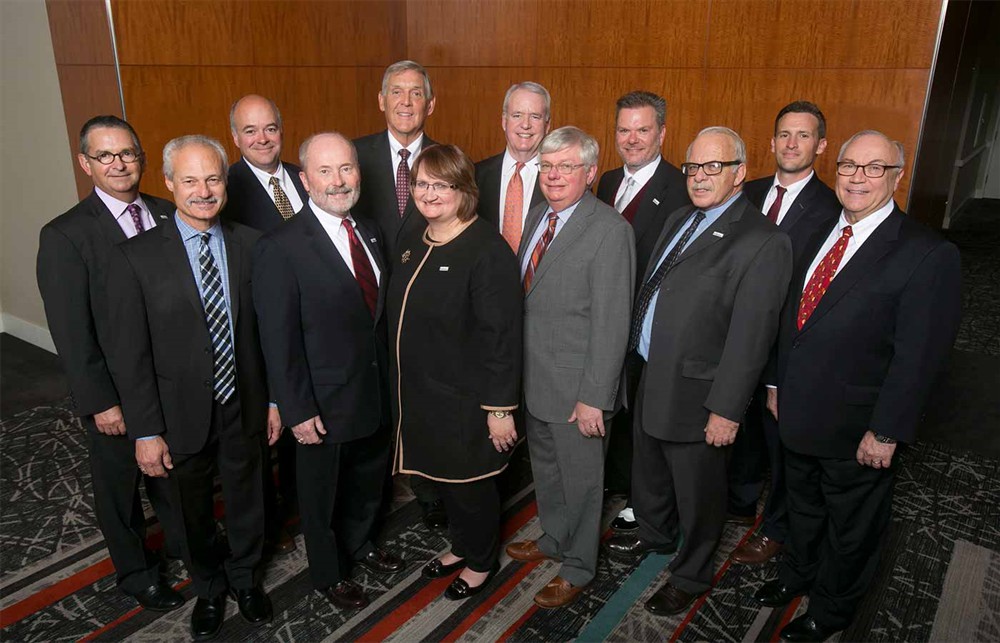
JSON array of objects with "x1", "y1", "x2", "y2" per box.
[{"x1": 0, "y1": 0, "x2": 80, "y2": 352}]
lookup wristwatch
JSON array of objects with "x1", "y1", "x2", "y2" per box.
[
  {"x1": 490, "y1": 410, "x2": 511, "y2": 419},
  {"x1": 873, "y1": 433, "x2": 897, "y2": 444}
]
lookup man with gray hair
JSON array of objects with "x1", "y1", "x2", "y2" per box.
[
  {"x1": 505, "y1": 126, "x2": 635, "y2": 609},
  {"x1": 605, "y1": 126, "x2": 792, "y2": 615},
  {"x1": 352, "y1": 59, "x2": 446, "y2": 530},
  {"x1": 109, "y1": 135, "x2": 275, "y2": 639},
  {"x1": 475, "y1": 81, "x2": 551, "y2": 252},
  {"x1": 754, "y1": 130, "x2": 960, "y2": 642}
]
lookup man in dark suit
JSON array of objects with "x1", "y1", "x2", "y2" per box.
[
  {"x1": 36, "y1": 115, "x2": 184, "y2": 612},
  {"x1": 605, "y1": 127, "x2": 792, "y2": 615},
  {"x1": 109, "y1": 136, "x2": 279, "y2": 640},
  {"x1": 224, "y1": 94, "x2": 308, "y2": 233},
  {"x1": 352, "y1": 59, "x2": 445, "y2": 529},
  {"x1": 224, "y1": 93, "x2": 305, "y2": 555},
  {"x1": 253, "y1": 133, "x2": 404, "y2": 611},
  {"x1": 505, "y1": 127, "x2": 635, "y2": 609},
  {"x1": 595, "y1": 91, "x2": 690, "y2": 531},
  {"x1": 755, "y1": 131, "x2": 961, "y2": 642},
  {"x1": 727, "y1": 101, "x2": 841, "y2": 566},
  {"x1": 475, "y1": 81, "x2": 551, "y2": 253}
]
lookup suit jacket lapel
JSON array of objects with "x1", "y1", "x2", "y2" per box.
[
  {"x1": 221, "y1": 220, "x2": 242, "y2": 328},
  {"x1": 86, "y1": 191, "x2": 129, "y2": 245},
  {"x1": 354, "y1": 216, "x2": 387, "y2": 322},
  {"x1": 799, "y1": 210, "x2": 901, "y2": 333},
  {"x1": 525, "y1": 193, "x2": 595, "y2": 294},
  {"x1": 631, "y1": 160, "x2": 669, "y2": 249},
  {"x1": 160, "y1": 216, "x2": 207, "y2": 322},
  {"x1": 668, "y1": 197, "x2": 749, "y2": 270},
  {"x1": 780, "y1": 174, "x2": 821, "y2": 232},
  {"x1": 641, "y1": 204, "x2": 694, "y2": 283},
  {"x1": 519, "y1": 202, "x2": 547, "y2": 264}
]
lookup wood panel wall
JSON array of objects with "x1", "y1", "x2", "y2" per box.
[{"x1": 51, "y1": 0, "x2": 945, "y2": 210}]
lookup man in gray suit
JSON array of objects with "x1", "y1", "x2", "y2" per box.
[
  {"x1": 605, "y1": 127, "x2": 792, "y2": 615},
  {"x1": 505, "y1": 127, "x2": 635, "y2": 609}
]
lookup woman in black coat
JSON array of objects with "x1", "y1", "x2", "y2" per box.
[{"x1": 387, "y1": 144, "x2": 522, "y2": 600}]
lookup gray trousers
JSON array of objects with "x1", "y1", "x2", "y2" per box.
[{"x1": 525, "y1": 411, "x2": 606, "y2": 587}]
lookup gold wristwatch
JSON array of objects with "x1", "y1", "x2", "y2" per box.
[{"x1": 490, "y1": 410, "x2": 511, "y2": 419}]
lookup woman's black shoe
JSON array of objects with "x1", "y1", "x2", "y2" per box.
[
  {"x1": 443, "y1": 562, "x2": 500, "y2": 600},
  {"x1": 422, "y1": 556, "x2": 466, "y2": 578}
]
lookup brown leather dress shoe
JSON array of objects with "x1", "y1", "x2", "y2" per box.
[
  {"x1": 730, "y1": 534, "x2": 783, "y2": 565},
  {"x1": 505, "y1": 540, "x2": 552, "y2": 562},
  {"x1": 645, "y1": 581, "x2": 702, "y2": 616},
  {"x1": 319, "y1": 580, "x2": 369, "y2": 610},
  {"x1": 273, "y1": 527, "x2": 297, "y2": 555},
  {"x1": 533, "y1": 576, "x2": 585, "y2": 608}
]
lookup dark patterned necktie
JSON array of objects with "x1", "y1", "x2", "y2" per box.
[
  {"x1": 270, "y1": 176, "x2": 295, "y2": 220},
  {"x1": 342, "y1": 219, "x2": 378, "y2": 317},
  {"x1": 522, "y1": 212, "x2": 558, "y2": 294},
  {"x1": 126, "y1": 203, "x2": 145, "y2": 235},
  {"x1": 198, "y1": 233, "x2": 236, "y2": 403},
  {"x1": 396, "y1": 148, "x2": 411, "y2": 216},
  {"x1": 627, "y1": 210, "x2": 706, "y2": 351}
]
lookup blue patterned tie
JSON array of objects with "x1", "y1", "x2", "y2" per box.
[{"x1": 198, "y1": 233, "x2": 236, "y2": 403}]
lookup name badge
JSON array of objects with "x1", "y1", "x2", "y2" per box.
[
  {"x1": 652, "y1": 198, "x2": 660, "y2": 205},
  {"x1": 370, "y1": 238, "x2": 377, "y2": 244},
  {"x1": 439, "y1": 266, "x2": 450, "y2": 271},
  {"x1": 712, "y1": 231, "x2": 725, "y2": 238}
]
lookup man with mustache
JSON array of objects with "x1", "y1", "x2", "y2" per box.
[
  {"x1": 352, "y1": 59, "x2": 446, "y2": 530},
  {"x1": 224, "y1": 93, "x2": 304, "y2": 556},
  {"x1": 605, "y1": 127, "x2": 791, "y2": 615},
  {"x1": 475, "y1": 82, "x2": 551, "y2": 253},
  {"x1": 726, "y1": 101, "x2": 840, "y2": 566},
  {"x1": 252, "y1": 133, "x2": 404, "y2": 611},
  {"x1": 595, "y1": 90, "x2": 690, "y2": 532},
  {"x1": 109, "y1": 136, "x2": 275, "y2": 640}
]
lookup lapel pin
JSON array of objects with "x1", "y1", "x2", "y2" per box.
[
  {"x1": 652, "y1": 198, "x2": 660, "y2": 205},
  {"x1": 712, "y1": 231, "x2": 725, "y2": 238},
  {"x1": 439, "y1": 266, "x2": 450, "y2": 271},
  {"x1": 370, "y1": 238, "x2": 377, "y2": 244},
  {"x1": 401, "y1": 249, "x2": 411, "y2": 264}
]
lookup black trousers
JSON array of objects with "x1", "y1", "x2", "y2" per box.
[
  {"x1": 167, "y1": 396, "x2": 265, "y2": 599},
  {"x1": 603, "y1": 408, "x2": 634, "y2": 496},
  {"x1": 86, "y1": 419, "x2": 185, "y2": 594},
  {"x1": 261, "y1": 429, "x2": 298, "y2": 541},
  {"x1": 727, "y1": 387, "x2": 789, "y2": 541},
  {"x1": 631, "y1": 377, "x2": 728, "y2": 594},
  {"x1": 297, "y1": 426, "x2": 389, "y2": 590},
  {"x1": 436, "y1": 477, "x2": 501, "y2": 572},
  {"x1": 778, "y1": 447, "x2": 894, "y2": 630}
]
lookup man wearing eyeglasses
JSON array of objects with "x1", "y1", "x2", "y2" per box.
[
  {"x1": 475, "y1": 82, "x2": 551, "y2": 253},
  {"x1": 754, "y1": 131, "x2": 960, "y2": 642},
  {"x1": 36, "y1": 115, "x2": 185, "y2": 612},
  {"x1": 726, "y1": 101, "x2": 841, "y2": 567},
  {"x1": 604, "y1": 127, "x2": 792, "y2": 615},
  {"x1": 595, "y1": 90, "x2": 691, "y2": 534},
  {"x1": 505, "y1": 126, "x2": 635, "y2": 609}
]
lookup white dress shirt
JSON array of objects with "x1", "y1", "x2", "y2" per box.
[
  {"x1": 613, "y1": 157, "x2": 661, "y2": 211},
  {"x1": 95, "y1": 187, "x2": 156, "y2": 237},
  {"x1": 387, "y1": 132, "x2": 424, "y2": 188},
  {"x1": 760, "y1": 170, "x2": 814, "y2": 225},
  {"x1": 310, "y1": 200, "x2": 382, "y2": 284},
  {"x1": 802, "y1": 199, "x2": 896, "y2": 292},
  {"x1": 497, "y1": 149, "x2": 540, "y2": 234},
  {"x1": 244, "y1": 157, "x2": 304, "y2": 213}
]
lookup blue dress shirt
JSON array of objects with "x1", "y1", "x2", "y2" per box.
[{"x1": 519, "y1": 198, "x2": 584, "y2": 277}]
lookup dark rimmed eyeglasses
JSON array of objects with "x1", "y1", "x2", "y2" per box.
[
  {"x1": 836, "y1": 162, "x2": 902, "y2": 178},
  {"x1": 679, "y1": 160, "x2": 742, "y2": 176},
  {"x1": 86, "y1": 149, "x2": 143, "y2": 165}
]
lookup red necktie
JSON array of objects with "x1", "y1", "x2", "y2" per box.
[
  {"x1": 765, "y1": 185, "x2": 787, "y2": 224},
  {"x1": 342, "y1": 219, "x2": 378, "y2": 317},
  {"x1": 797, "y1": 225, "x2": 853, "y2": 329},
  {"x1": 502, "y1": 162, "x2": 525, "y2": 253},
  {"x1": 522, "y1": 212, "x2": 558, "y2": 294},
  {"x1": 395, "y1": 148, "x2": 411, "y2": 217}
]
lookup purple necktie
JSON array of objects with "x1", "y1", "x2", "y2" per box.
[{"x1": 126, "y1": 203, "x2": 145, "y2": 236}]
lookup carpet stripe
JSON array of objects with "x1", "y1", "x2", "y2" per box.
[
  {"x1": 497, "y1": 604, "x2": 538, "y2": 642},
  {"x1": 440, "y1": 561, "x2": 542, "y2": 642},
  {"x1": 576, "y1": 551, "x2": 672, "y2": 641},
  {"x1": 76, "y1": 578, "x2": 192, "y2": 643},
  {"x1": 770, "y1": 596, "x2": 803, "y2": 642}
]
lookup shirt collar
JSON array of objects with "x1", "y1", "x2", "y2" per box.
[
  {"x1": 503, "y1": 149, "x2": 540, "y2": 173},
  {"x1": 174, "y1": 211, "x2": 222, "y2": 241},
  {"x1": 703, "y1": 190, "x2": 743, "y2": 219},
  {"x1": 837, "y1": 199, "x2": 896, "y2": 235},
  {"x1": 547, "y1": 197, "x2": 584, "y2": 220},
  {"x1": 623, "y1": 156, "x2": 661, "y2": 185},
  {"x1": 771, "y1": 170, "x2": 814, "y2": 199},
  {"x1": 387, "y1": 131, "x2": 424, "y2": 158},
  {"x1": 243, "y1": 157, "x2": 286, "y2": 185},
  {"x1": 95, "y1": 186, "x2": 145, "y2": 220},
  {"x1": 308, "y1": 199, "x2": 354, "y2": 226}
]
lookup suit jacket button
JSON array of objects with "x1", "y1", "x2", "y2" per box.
[
  {"x1": 792, "y1": 340, "x2": 800, "y2": 349},
  {"x1": 371, "y1": 361, "x2": 377, "y2": 367},
  {"x1": 203, "y1": 380, "x2": 211, "y2": 387}
]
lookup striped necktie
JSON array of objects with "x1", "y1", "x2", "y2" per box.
[
  {"x1": 522, "y1": 212, "x2": 558, "y2": 294},
  {"x1": 198, "y1": 233, "x2": 236, "y2": 403}
]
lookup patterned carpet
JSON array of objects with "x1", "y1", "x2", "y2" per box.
[{"x1": 1, "y1": 395, "x2": 998, "y2": 642}]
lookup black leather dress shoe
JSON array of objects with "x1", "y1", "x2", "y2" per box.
[
  {"x1": 755, "y1": 578, "x2": 807, "y2": 607},
  {"x1": 645, "y1": 582, "x2": 702, "y2": 616},
  {"x1": 422, "y1": 556, "x2": 465, "y2": 578},
  {"x1": 320, "y1": 580, "x2": 369, "y2": 610},
  {"x1": 779, "y1": 614, "x2": 840, "y2": 642},
  {"x1": 126, "y1": 582, "x2": 185, "y2": 612},
  {"x1": 611, "y1": 507, "x2": 639, "y2": 532},
  {"x1": 356, "y1": 547, "x2": 405, "y2": 575},
  {"x1": 420, "y1": 500, "x2": 449, "y2": 530},
  {"x1": 190, "y1": 595, "x2": 226, "y2": 641},
  {"x1": 604, "y1": 534, "x2": 677, "y2": 562},
  {"x1": 230, "y1": 586, "x2": 272, "y2": 624},
  {"x1": 443, "y1": 562, "x2": 500, "y2": 601}
]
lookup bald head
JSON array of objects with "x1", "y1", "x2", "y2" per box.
[{"x1": 230, "y1": 94, "x2": 284, "y2": 173}]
